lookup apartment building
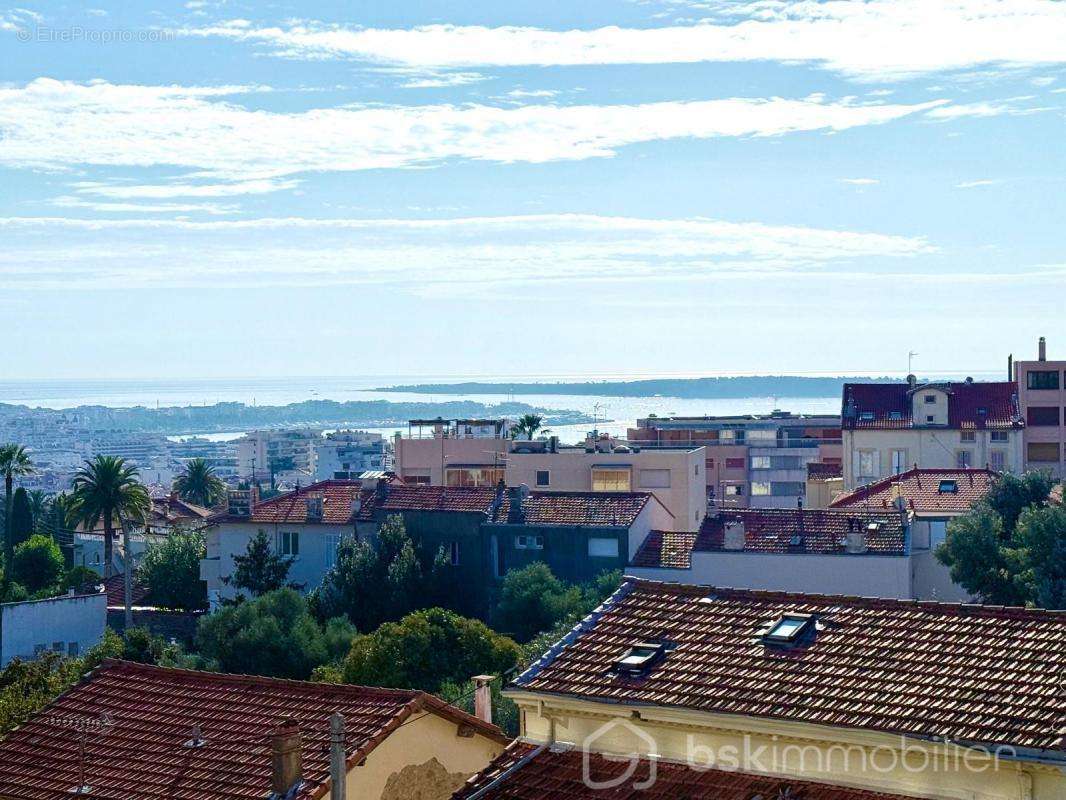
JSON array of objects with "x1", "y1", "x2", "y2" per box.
[
  {"x1": 1013, "y1": 336, "x2": 1066, "y2": 478},
  {"x1": 841, "y1": 376, "x2": 1023, "y2": 490},
  {"x1": 468, "y1": 578, "x2": 1066, "y2": 800},
  {"x1": 628, "y1": 411, "x2": 841, "y2": 508},
  {"x1": 313, "y1": 429, "x2": 386, "y2": 480},
  {"x1": 235, "y1": 428, "x2": 319, "y2": 481},
  {"x1": 394, "y1": 420, "x2": 705, "y2": 530}
]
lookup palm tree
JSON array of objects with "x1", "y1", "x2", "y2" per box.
[
  {"x1": 173, "y1": 458, "x2": 227, "y2": 508},
  {"x1": 70, "y1": 456, "x2": 150, "y2": 578},
  {"x1": 26, "y1": 490, "x2": 49, "y2": 534},
  {"x1": 513, "y1": 414, "x2": 545, "y2": 440},
  {"x1": 0, "y1": 444, "x2": 35, "y2": 568}
]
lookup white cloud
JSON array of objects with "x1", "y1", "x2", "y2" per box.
[
  {"x1": 180, "y1": 2, "x2": 1066, "y2": 82},
  {"x1": 397, "y1": 70, "x2": 488, "y2": 88},
  {"x1": 0, "y1": 213, "x2": 933, "y2": 290},
  {"x1": 925, "y1": 99, "x2": 1055, "y2": 120},
  {"x1": 840, "y1": 178, "x2": 880, "y2": 185},
  {"x1": 49, "y1": 196, "x2": 239, "y2": 214},
  {"x1": 69, "y1": 178, "x2": 299, "y2": 199},
  {"x1": 0, "y1": 79, "x2": 943, "y2": 180},
  {"x1": 1031, "y1": 76, "x2": 1057, "y2": 87},
  {"x1": 954, "y1": 179, "x2": 1004, "y2": 189}
]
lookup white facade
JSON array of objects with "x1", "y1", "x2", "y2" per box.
[
  {"x1": 201, "y1": 520, "x2": 355, "y2": 608},
  {"x1": 1, "y1": 591, "x2": 107, "y2": 666},
  {"x1": 236, "y1": 429, "x2": 320, "y2": 480},
  {"x1": 313, "y1": 431, "x2": 386, "y2": 481}
]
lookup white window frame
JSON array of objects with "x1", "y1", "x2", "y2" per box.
[
  {"x1": 278, "y1": 530, "x2": 300, "y2": 557},
  {"x1": 325, "y1": 533, "x2": 341, "y2": 569},
  {"x1": 515, "y1": 535, "x2": 544, "y2": 550}
]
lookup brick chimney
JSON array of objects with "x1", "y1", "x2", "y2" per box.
[
  {"x1": 1039, "y1": 336, "x2": 1047, "y2": 361},
  {"x1": 506, "y1": 485, "x2": 529, "y2": 524},
  {"x1": 271, "y1": 718, "x2": 302, "y2": 798},
  {"x1": 473, "y1": 675, "x2": 494, "y2": 724}
]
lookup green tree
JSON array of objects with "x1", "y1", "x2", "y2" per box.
[
  {"x1": 70, "y1": 456, "x2": 151, "y2": 578},
  {"x1": 9, "y1": 488, "x2": 34, "y2": 549},
  {"x1": 11, "y1": 534, "x2": 64, "y2": 596},
  {"x1": 983, "y1": 471, "x2": 1056, "y2": 534},
  {"x1": 938, "y1": 507, "x2": 1027, "y2": 605},
  {"x1": 512, "y1": 414, "x2": 545, "y2": 440},
  {"x1": 312, "y1": 515, "x2": 448, "y2": 631},
  {"x1": 1014, "y1": 504, "x2": 1066, "y2": 609},
  {"x1": 0, "y1": 444, "x2": 35, "y2": 570},
  {"x1": 25, "y1": 490, "x2": 50, "y2": 535},
  {"x1": 493, "y1": 564, "x2": 622, "y2": 642},
  {"x1": 172, "y1": 458, "x2": 227, "y2": 508},
  {"x1": 341, "y1": 607, "x2": 521, "y2": 694},
  {"x1": 137, "y1": 528, "x2": 208, "y2": 611},
  {"x1": 223, "y1": 529, "x2": 297, "y2": 598},
  {"x1": 194, "y1": 588, "x2": 349, "y2": 679}
]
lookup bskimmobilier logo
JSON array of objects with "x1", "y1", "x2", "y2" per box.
[{"x1": 580, "y1": 717, "x2": 658, "y2": 790}]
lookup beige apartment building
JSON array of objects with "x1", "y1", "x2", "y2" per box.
[
  {"x1": 840, "y1": 376, "x2": 1023, "y2": 490},
  {"x1": 394, "y1": 420, "x2": 706, "y2": 530},
  {"x1": 1014, "y1": 336, "x2": 1066, "y2": 479}
]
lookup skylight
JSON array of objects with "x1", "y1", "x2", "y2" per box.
[
  {"x1": 939, "y1": 480, "x2": 958, "y2": 493},
  {"x1": 859, "y1": 411, "x2": 875, "y2": 421},
  {"x1": 613, "y1": 642, "x2": 666, "y2": 677},
  {"x1": 762, "y1": 614, "x2": 817, "y2": 647}
]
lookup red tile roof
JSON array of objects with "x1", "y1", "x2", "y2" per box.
[
  {"x1": 355, "y1": 484, "x2": 498, "y2": 520},
  {"x1": 454, "y1": 742, "x2": 927, "y2": 800},
  {"x1": 841, "y1": 381, "x2": 1020, "y2": 430},
  {"x1": 830, "y1": 468, "x2": 998, "y2": 514},
  {"x1": 513, "y1": 579, "x2": 1066, "y2": 752},
  {"x1": 630, "y1": 530, "x2": 699, "y2": 568},
  {"x1": 808, "y1": 461, "x2": 843, "y2": 479},
  {"x1": 102, "y1": 573, "x2": 150, "y2": 608},
  {"x1": 488, "y1": 491, "x2": 656, "y2": 528},
  {"x1": 211, "y1": 478, "x2": 400, "y2": 525},
  {"x1": 0, "y1": 659, "x2": 507, "y2": 800}
]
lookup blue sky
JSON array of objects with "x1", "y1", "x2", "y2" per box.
[{"x1": 2, "y1": 1, "x2": 1064, "y2": 380}]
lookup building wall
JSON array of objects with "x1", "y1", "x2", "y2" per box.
[
  {"x1": 1014, "y1": 358, "x2": 1066, "y2": 479},
  {"x1": 805, "y1": 477, "x2": 843, "y2": 510},
  {"x1": 504, "y1": 448, "x2": 706, "y2": 532},
  {"x1": 511, "y1": 694, "x2": 1063, "y2": 800},
  {"x1": 842, "y1": 429, "x2": 1023, "y2": 490},
  {"x1": 629, "y1": 551, "x2": 914, "y2": 599},
  {"x1": 394, "y1": 436, "x2": 509, "y2": 485},
  {"x1": 1, "y1": 592, "x2": 106, "y2": 666},
  {"x1": 352, "y1": 711, "x2": 505, "y2": 800},
  {"x1": 201, "y1": 521, "x2": 356, "y2": 607}
]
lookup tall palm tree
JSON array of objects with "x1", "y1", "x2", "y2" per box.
[
  {"x1": 26, "y1": 490, "x2": 49, "y2": 534},
  {"x1": 70, "y1": 456, "x2": 150, "y2": 578},
  {"x1": 173, "y1": 457, "x2": 227, "y2": 508},
  {"x1": 513, "y1": 414, "x2": 545, "y2": 441},
  {"x1": 0, "y1": 444, "x2": 35, "y2": 569}
]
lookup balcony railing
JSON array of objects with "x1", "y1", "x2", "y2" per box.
[{"x1": 632, "y1": 438, "x2": 841, "y2": 449}]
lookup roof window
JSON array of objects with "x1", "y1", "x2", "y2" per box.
[
  {"x1": 613, "y1": 642, "x2": 666, "y2": 677},
  {"x1": 938, "y1": 480, "x2": 958, "y2": 494},
  {"x1": 859, "y1": 411, "x2": 875, "y2": 421},
  {"x1": 762, "y1": 614, "x2": 817, "y2": 648}
]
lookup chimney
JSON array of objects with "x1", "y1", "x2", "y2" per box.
[
  {"x1": 845, "y1": 518, "x2": 868, "y2": 554},
  {"x1": 227, "y1": 488, "x2": 253, "y2": 518},
  {"x1": 1038, "y1": 336, "x2": 1047, "y2": 361},
  {"x1": 350, "y1": 494, "x2": 362, "y2": 518},
  {"x1": 490, "y1": 479, "x2": 506, "y2": 517},
  {"x1": 473, "y1": 675, "x2": 494, "y2": 724},
  {"x1": 1008, "y1": 353, "x2": 1013, "y2": 381},
  {"x1": 305, "y1": 496, "x2": 323, "y2": 521},
  {"x1": 374, "y1": 479, "x2": 389, "y2": 503},
  {"x1": 723, "y1": 519, "x2": 745, "y2": 550},
  {"x1": 271, "y1": 718, "x2": 302, "y2": 798},
  {"x1": 329, "y1": 713, "x2": 346, "y2": 800},
  {"x1": 506, "y1": 485, "x2": 529, "y2": 524}
]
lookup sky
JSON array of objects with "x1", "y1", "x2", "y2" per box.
[{"x1": 2, "y1": 0, "x2": 1064, "y2": 380}]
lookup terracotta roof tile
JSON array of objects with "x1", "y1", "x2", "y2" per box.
[
  {"x1": 630, "y1": 530, "x2": 699, "y2": 569},
  {"x1": 513, "y1": 579, "x2": 1066, "y2": 751},
  {"x1": 102, "y1": 573, "x2": 150, "y2": 608},
  {"x1": 830, "y1": 468, "x2": 997, "y2": 514},
  {"x1": 355, "y1": 484, "x2": 498, "y2": 520},
  {"x1": 454, "y1": 742, "x2": 929, "y2": 800},
  {"x1": 0, "y1": 659, "x2": 506, "y2": 800},
  {"x1": 808, "y1": 461, "x2": 843, "y2": 479},
  {"x1": 841, "y1": 381, "x2": 1020, "y2": 430},
  {"x1": 489, "y1": 491, "x2": 654, "y2": 528}
]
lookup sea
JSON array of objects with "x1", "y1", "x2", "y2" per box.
[{"x1": 1, "y1": 375, "x2": 847, "y2": 444}]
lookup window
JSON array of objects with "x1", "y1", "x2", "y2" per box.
[
  {"x1": 924, "y1": 394, "x2": 937, "y2": 404},
  {"x1": 1027, "y1": 406, "x2": 1061, "y2": 426},
  {"x1": 588, "y1": 537, "x2": 619, "y2": 558},
  {"x1": 1027, "y1": 442, "x2": 1061, "y2": 463},
  {"x1": 751, "y1": 482, "x2": 771, "y2": 496},
  {"x1": 855, "y1": 450, "x2": 878, "y2": 479},
  {"x1": 762, "y1": 614, "x2": 816, "y2": 647},
  {"x1": 639, "y1": 469, "x2": 671, "y2": 489},
  {"x1": 535, "y1": 470, "x2": 550, "y2": 487},
  {"x1": 613, "y1": 642, "x2": 666, "y2": 677},
  {"x1": 724, "y1": 484, "x2": 744, "y2": 496},
  {"x1": 990, "y1": 450, "x2": 1006, "y2": 471},
  {"x1": 591, "y1": 468, "x2": 631, "y2": 492},
  {"x1": 955, "y1": 450, "x2": 973, "y2": 469},
  {"x1": 990, "y1": 431, "x2": 1009, "y2": 442},
  {"x1": 705, "y1": 458, "x2": 715, "y2": 469},
  {"x1": 325, "y1": 533, "x2": 340, "y2": 569},
  {"x1": 938, "y1": 479, "x2": 958, "y2": 493},
  {"x1": 278, "y1": 531, "x2": 299, "y2": 557},
  {"x1": 859, "y1": 411, "x2": 875, "y2": 421},
  {"x1": 890, "y1": 449, "x2": 907, "y2": 474},
  {"x1": 694, "y1": 463, "x2": 700, "y2": 476},
  {"x1": 445, "y1": 467, "x2": 505, "y2": 487},
  {"x1": 725, "y1": 458, "x2": 745, "y2": 470},
  {"x1": 926, "y1": 415, "x2": 936, "y2": 423},
  {"x1": 515, "y1": 534, "x2": 543, "y2": 550},
  {"x1": 960, "y1": 430, "x2": 976, "y2": 442},
  {"x1": 750, "y1": 456, "x2": 771, "y2": 470},
  {"x1": 771, "y1": 482, "x2": 805, "y2": 496},
  {"x1": 1027, "y1": 370, "x2": 1060, "y2": 390},
  {"x1": 929, "y1": 520, "x2": 948, "y2": 549},
  {"x1": 449, "y1": 541, "x2": 461, "y2": 566}
]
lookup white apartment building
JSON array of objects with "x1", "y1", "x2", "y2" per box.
[
  {"x1": 841, "y1": 377, "x2": 1023, "y2": 491},
  {"x1": 236, "y1": 428, "x2": 319, "y2": 481},
  {"x1": 313, "y1": 430, "x2": 386, "y2": 481}
]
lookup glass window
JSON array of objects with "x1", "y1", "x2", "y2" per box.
[
  {"x1": 1027, "y1": 442, "x2": 1061, "y2": 463},
  {"x1": 925, "y1": 394, "x2": 937, "y2": 404},
  {"x1": 591, "y1": 468, "x2": 631, "y2": 492},
  {"x1": 515, "y1": 535, "x2": 544, "y2": 550},
  {"x1": 990, "y1": 431, "x2": 1009, "y2": 442},
  {"x1": 855, "y1": 450, "x2": 878, "y2": 478},
  {"x1": 1027, "y1": 370, "x2": 1060, "y2": 390},
  {"x1": 990, "y1": 450, "x2": 1006, "y2": 470},
  {"x1": 1027, "y1": 406, "x2": 1061, "y2": 426},
  {"x1": 278, "y1": 531, "x2": 299, "y2": 556},
  {"x1": 751, "y1": 482, "x2": 771, "y2": 496},
  {"x1": 639, "y1": 469, "x2": 671, "y2": 489},
  {"x1": 325, "y1": 533, "x2": 340, "y2": 568},
  {"x1": 771, "y1": 482, "x2": 805, "y2": 496},
  {"x1": 955, "y1": 451, "x2": 973, "y2": 469},
  {"x1": 588, "y1": 537, "x2": 619, "y2": 558},
  {"x1": 724, "y1": 485, "x2": 744, "y2": 496},
  {"x1": 929, "y1": 520, "x2": 948, "y2": 548},
  {"x1": 891, "y1": 449, "x2": 907, "y2": 474},
  {"x1": 535, "y1": 470, "x2": 550, "y2": 487},
  {"x1": 960, "y1": 430, "x2": 976, "y2": 442},
  {"x1": 445, "y1": 467, "x2": 505, "y2": 487},
  {"x1": 725, "y1": 458, "x2": 745, "y2": 469},
  {"x1": 750, "y1": 456, "x2": 771, "y2": 470}
]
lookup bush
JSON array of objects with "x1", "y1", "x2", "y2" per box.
[
  {"x1": 342, "y1": 607, "x2": 521, "y2": 694},
  {"x1": 493, "y1": 564, "x2": 622, "y2": 642},
  {"x1": 138, "y1": 528, "x2": 207, "y2": 611},
  {"x1": 11, "y1": 535, "x2": 64, "y2": 595}
]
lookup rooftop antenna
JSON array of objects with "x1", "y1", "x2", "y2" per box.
[{"x1": 907, "y1": 351, "x2": 918, "y2": 376}]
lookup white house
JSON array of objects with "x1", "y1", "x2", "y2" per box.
[{"x1": 0, "y1": 589, "x2": 107, "y2": 666}]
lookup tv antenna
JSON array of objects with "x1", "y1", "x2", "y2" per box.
[{"x1": 907, "y1": 351, "x2": 918, "y2": 375}]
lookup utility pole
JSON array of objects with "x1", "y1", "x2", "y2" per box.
[
  {"x1": 908, "y1": 351, "x2": 918, "y2": 375},
  {"x1": 116, "y1": 510, "x2": 134, "y2": 631}
]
